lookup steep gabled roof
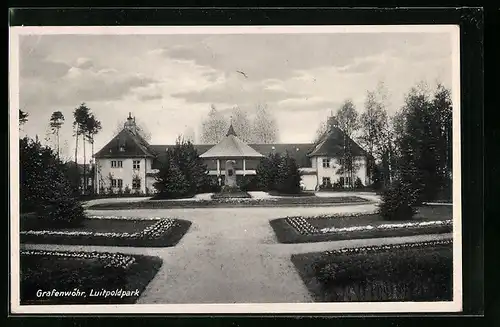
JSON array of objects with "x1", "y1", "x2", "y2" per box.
[
  {"x1": 308, "y1": 126, "x2": 367, "y2": 158},
  {"x1": 94, "y1": 128, "x2": 155, "y2": 158}
]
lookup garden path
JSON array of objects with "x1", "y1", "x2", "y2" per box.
[{"x1": 22, "y1": 193, "x2": 453, "y2": 304}]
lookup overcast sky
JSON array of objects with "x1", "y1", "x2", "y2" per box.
[{"x1": 17, "y1": 31, "x2": 453, "y2": 162}]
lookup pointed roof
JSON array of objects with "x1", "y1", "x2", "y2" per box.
[
  {"x1": 308, "y1": 125, "x2": 367, "y2": 157},
  {"x1": 199, "y1": 125, "x2": 264, "y2": 159},
  {"x1": 94, "y1": 128, "x2": 155, "y2": 158},
  {"x1": 226, "y1": 124, "x2": 237, "y2": 137}
]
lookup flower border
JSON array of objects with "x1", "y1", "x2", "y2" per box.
[
  {"x1": 322, "y1": 238, "x2": 453, "y2": 257},
  {"x1": 21, "y1": 218, "x2": 178, "y2": 240},
  {"x1": 21, "y1": 249, "x2": 136, "y2": 269},
  {"x1": 285, "y1": 216, "x2": 453, "y2": 236}
]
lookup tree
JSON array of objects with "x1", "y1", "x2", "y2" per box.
[
  {"x1": 85, "y1": 114, "x2": 102, "y2": 194},
  {"x1": 153, "y1": 137, "x2": 209, "y2": 198},
  {"x1": 274, "y1": 152, "x2": 302, "y2": 194},
  {"x1": 73, "y1": 103, "x2": 91, "y2": 194},
  {"x1": 49, "y1": 111, "x2": 65, "y2": 159},
  {"x1": 20, "y1": 136, "x2": 85, "y2": 226},
  {"x1": 252, "y1": 103, "x2": 278, "y2": 143},
  {"x1": 230, "y1": 106, "x2": 253, "y2": 143},
  {"x1": 395, "y1": 82, "x2": 452, "y2": 202},
  {"x1": 334, "y1": 99, "x2": 360, "y2": 187},
  {"x1": 200, "y1": 104, "x2": 229, "y2": 144},
  {"x1": 19, "y1": 109, "x2": 29, "y2": 126},
  {"x1": 154, "y1": 159, "x2": 189, "y2": 198},
  {"x1": 255, "y1": 152, "x2": 281, "y2": 190}
]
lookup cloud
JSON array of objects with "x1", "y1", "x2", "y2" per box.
[
  {"x1": 138, "y1": 93, "x2": 163, "y2": 101},
  {"x1": 171, "y1": 75, "x2": 307, "y2": 106},
  {"x1": 75, "y1": 57, "x2": 94, "y2": 69}
]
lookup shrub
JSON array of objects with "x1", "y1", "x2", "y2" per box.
[
  {"x1": 354, "y1": 177, "x2": 364, "y2": 189},
  {"x1": 124, "y1": 185, "x2": 131, "y2": 194},
  {"x1": 154, "y1": 160, "x2": 190, "y2": 198},
  {"x1": 274, "y1": 153, "x2": 302, "y2": 194},
  {"x1": 154, "y1": 138, "x2": 208, "y2": 197},
  {"x1": 378, "y1": 179, "x2": 420, "y2": 220},
  {"x1": 333, "y1": 180, "x2": 344, "y2": 189},
  {"x1": 37, "y1": 195, "x2": 86, "y2": 227}
]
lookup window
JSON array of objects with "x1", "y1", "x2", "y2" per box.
[
  {"x1": 132, "y1": 178, "x2": 141, "y2": 190},
  {"x1": 133, "y1": 160, "x2": 141, "y2": 170},
  {"x1": 322, "y1": 177, "x2": 331, "y2": 186},
  {"x1": 119, "y1": 146, "x2": 125, "y2": 152},
  {"x1": 117, "y1": 179, "x2": 123, "y2": 189},
  {"x1": 228, "y1": 169, "x2": 233, "y2": 177},
  {"x1": 111, "y1": 160, "x2": 123, "y2": 168},
  {"x1": 345, "y1": 176, "x2": 352, "y2": 186},
  {"x1": 111, "y1": 179, "x2": 117, "y2": 188},
  {"x1": 322, "y1": 158, "x2": 330, "y2": 168}
]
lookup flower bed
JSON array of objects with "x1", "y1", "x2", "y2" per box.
[
  {"x1": 20, "y1": 250, "x2": 162, "y2": 305},
  {"x1": 20, "y1": 217, "x2": 192, "y2": 247},
  {"x1": 21, "y1": 249, "x2": 136, "y2": 269},
  {"x1": 291, "y1": 239, "x2": 453, "y2": 302},
  {"x1": 87, "y1": 196, "x2": 369, "y2": 210},
  {"x1": 270, "y1": 206, "x2": 453, "y2": 243}
]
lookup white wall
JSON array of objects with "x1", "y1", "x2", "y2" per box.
[
  {"x1": 314, "y1": 156, "x2": 368, "y2": 187},
  {"x1": 300, "y1": 175, "x2": 317, "y2": 191},
  {"x1": 96, "y1": 158, "x2": 150, "y2": 194}
]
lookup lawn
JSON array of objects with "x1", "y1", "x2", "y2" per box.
[
  {"x1": 20, "y1": 216, "x2": 192, "y2": 247},
  {"x1": 270, "y1": 205, "x2": 453, "y2": 243},
  {"x1": 20, "y1": 250, "x2": 162, "y2": 305},
  {"x1": 86, "y1": 196, "x2": 369, "y2": 210},
  {"x1": 291, "y1": 239, "x2": 453, "y2": 302}
]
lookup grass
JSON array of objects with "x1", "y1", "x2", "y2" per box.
[
  {"x1": 267, "y1": 190, "x2": 317, "y2": 197},
  {"x1": 291, "y1": 241, "x2": 453, "y2": 302},
  {"x1": 212, "y1": 190, "x2": 252, "y2": 199},
  {"x1": 87, "y1": 196, "x2": 369, "y2": 210},
  {"x1": 270, "y1": 205, "x2": 452, "y2": 243},
  {"x1": 20, "y1": 252, "x2": 162, "y2": 305},
  {"x1": 20, "y1": 216, "x2": 192, "y2": 247}
]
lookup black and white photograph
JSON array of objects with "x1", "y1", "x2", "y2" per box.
[{"x1": 9, "y1": 24, "x2": 461, "y2": 314}]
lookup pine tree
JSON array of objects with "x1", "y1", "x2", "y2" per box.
[
  {"x1": 20, "y1": 136, "x2": 85, "y2": 226},
  {"x1": 274, "y1": 152, "x2": 302, "y2": 194},
  {"x1": 256, "y1": 152, "x2": 281, "y2": 191}
]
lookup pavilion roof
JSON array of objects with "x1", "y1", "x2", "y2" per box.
[{"x1": 199, "y1": 132, "x2": 264, "y2": 159}]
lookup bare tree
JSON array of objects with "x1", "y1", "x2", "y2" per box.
[
  {"x1": 200, "y1": 104, "x2": 229, "y2": 144},
  {"x1": 230, "y1": 106, "x2": 253, "y2": 142},
  {"x1": 252, "y1": 103, "x2": 278, "y2": 144},
  {"x1": 334, "y1": 99, "x2": 360, "y2": 187}
]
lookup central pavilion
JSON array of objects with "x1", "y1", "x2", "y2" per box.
[{"x1": 199, "y1": 124, "x2": 264, "y2": 187}]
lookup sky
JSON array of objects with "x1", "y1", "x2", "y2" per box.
[{"x1": 16, "y1": 31, "x2": 453, "y2": 162}]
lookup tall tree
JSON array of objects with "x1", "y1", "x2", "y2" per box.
[
  {"x1": 49, "y1": 111, "x2": 65, "y2": 159},
  {"x1": 85, "y1": 114, "x2": 102, "y2": 194},
  {"x1": 395, "y1": 82, "x2": 452, "y2": 202},
  {"x1": 334, "y1": 99, "x2": 360, "y2": 187},
  {"x1": 19, "y1": 109, "x2": 29, "y2": 127},
  {"x1": 200, "y1": 104, "x2": 229, "y2": 144},
  {"x1": 73, "y1": 103, "x2": 91, "y2": 194},
  {"x1": 252, "y1": 103, "x2": 278, "y2": 143},
  {"x1": 230, "y1": 106, "x2": 253, "y2": 143}
]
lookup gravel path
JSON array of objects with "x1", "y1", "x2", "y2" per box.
[{"x1": 22, "y1": 192, "x2": 453, "y2": 304}]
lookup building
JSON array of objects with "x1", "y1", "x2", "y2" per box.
[{"x1": 93, "y1": 113, "x2": 371, "y2": 194}]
